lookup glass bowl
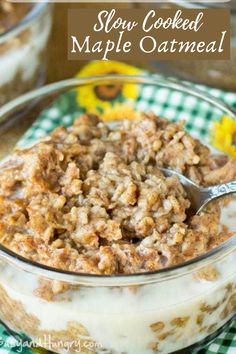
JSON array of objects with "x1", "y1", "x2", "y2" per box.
[
  {"x1": 0, "y1": 2, "x2": 53, "y2": 106},
  {"x1": 0, "y1": 75, "x2": 236, "y2": 354}
]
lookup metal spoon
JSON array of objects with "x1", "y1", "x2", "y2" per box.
[{"x1": 160, "y1": 167, "x2": 236, "y2": 214}]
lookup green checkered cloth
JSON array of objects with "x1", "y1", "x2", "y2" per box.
[
  {"x1": 17, "y1": 78, "x2": 236, "y2": 149},
  {"x1": 1, "y1": 73, "x2": 236, "y2": 354}
]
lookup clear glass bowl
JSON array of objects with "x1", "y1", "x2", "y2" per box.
[
  {"x1": 0, "y1": 2, "x2": 53, "y2": 106},
  {"x1": 0, "y1": 75, "x2": 236, "y2": 354}
]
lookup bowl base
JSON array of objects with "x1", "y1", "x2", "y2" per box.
[{"x1": 0, "y1": 316, "x2": 235, "y2": 354}]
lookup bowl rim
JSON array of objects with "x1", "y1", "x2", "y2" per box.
[
  {"x1": 0, "y1": 2, "x2": 50, "y2": 43},
  {"x1": 0, "y1": 73, "x2": 236, "y2": 286},
  {"x1": 0, "y1": 74, "x2": 235, "y2": 123}
]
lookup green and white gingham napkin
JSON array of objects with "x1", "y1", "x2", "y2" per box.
[
  {"x1": 1, "y1": 70, "x2": 236, "y2": 354},
  {"x1": 17, "y1": 77, "x2": 236, "y2": 149}
]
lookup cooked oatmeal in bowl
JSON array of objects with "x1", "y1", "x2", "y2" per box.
[
  {"x1": 0, "y1": 112, "x2": 235, "y2": 275},
  {"x1": 0, "y1": 76, "x2": 236, "y2": 354}
]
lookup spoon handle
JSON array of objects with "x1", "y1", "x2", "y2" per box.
[
  {"x1": 208, "y1": 181, "x2": 236, "y2": 198},
  {"x1": 200, "y1": 181, "x2": 236, "y2": 213}
]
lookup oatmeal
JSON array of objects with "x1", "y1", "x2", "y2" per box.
[
  {"x1": 0, "y1": 112, "x2": 234, "y2": 275},
  {"x1": 0, "y1": 111, "x2": 236, "y2": 354}
]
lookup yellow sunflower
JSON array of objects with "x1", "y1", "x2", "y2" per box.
[
  {"x1": 76, "y1": 61, "x2": 141, "y2": 114},
  {"x1": 211, "y1": 115, "x2": 236, "y2": 157}
]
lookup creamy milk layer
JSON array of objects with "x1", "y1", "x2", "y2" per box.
[{"x1": 0, "y1": 259, "x2": 235, "y2": 354}]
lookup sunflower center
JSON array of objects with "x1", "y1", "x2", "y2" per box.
[{"x1": 94, "y1": 73, "x2": 122, "y2": 102}]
